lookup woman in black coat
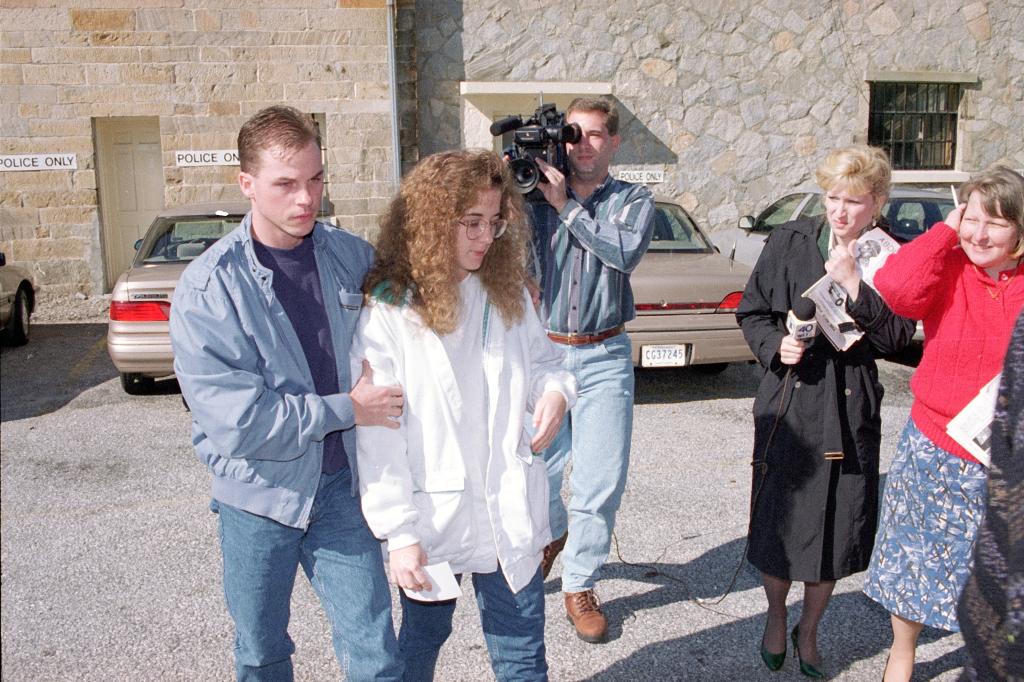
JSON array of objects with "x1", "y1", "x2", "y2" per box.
[{"x1": 736, "y1": 145, "x2": 915, "y2": 677}]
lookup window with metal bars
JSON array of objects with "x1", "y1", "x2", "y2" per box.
[{"x1": 868, "y1": 82, "x2": 961, "y2": 170}]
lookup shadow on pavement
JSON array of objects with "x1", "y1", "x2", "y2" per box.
[
  {"x1": 589, "y1": 541, "x2": 962, "y2": 680},
  {"x1": 634, "y1": 362, "x2": 760, "y2": 405},
  {"x1": 0, "y1": 322, "x2": 180, "y2": 422},
  {"x1": 594, "y1": 590, "x2": 960, "y2": 680}
]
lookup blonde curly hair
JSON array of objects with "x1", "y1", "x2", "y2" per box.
[{"x1": 364, "y1": 149, "x2": 529, "y2": 335}]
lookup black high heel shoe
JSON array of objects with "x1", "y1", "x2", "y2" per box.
[
  {"x1": 760, "y1": 639, "x2": 786, "y2": 671},
  {"x1": 760, "y1": 618, "x2": 786, "y2": 671},
  {"x1": 791, "y1": 625, "x2": 825, "y2": 678}
]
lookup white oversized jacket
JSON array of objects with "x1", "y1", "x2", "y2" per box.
[{"x1": 352, "y1": 285, "x2": 576, "y2": 593}]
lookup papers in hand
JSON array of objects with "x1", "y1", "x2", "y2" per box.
[
  {"x1": 800, "y1": 228, "x2": 902, "y2": 352},
  {"x1": 851, "y1": 227, "x2": 900, "y2": 289},
  {"x1": 946, "y1": 374, "x2": 1001, "y2": 467},
  {"x1": 800, "y1": 277, "x2": 862, "y2": 351},
  {"x1": 401, "y1": 561, "x2": 462, "y2": 602}
]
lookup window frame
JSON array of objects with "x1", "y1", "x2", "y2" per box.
[{"x1": 868, "y1": 81, "x2": 962, "y2": 171}]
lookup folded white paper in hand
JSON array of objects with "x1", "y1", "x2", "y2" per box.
[
  {"x1": 946, "y1": 374, "x2": 1001, "y2": 467},
  {"x1": 801, "y1": 276, "x2": 862, "y2": 351},
  {"x1": 401, "y1": 561, "x2": 462, "y2": 602},
  {"x1": 851, "y1": 228, "x2": 900, "y2": 289}
]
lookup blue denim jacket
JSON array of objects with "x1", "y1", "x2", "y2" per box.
[{"x1": 170, "y1": 215, "x2": 373, "y2": 529}]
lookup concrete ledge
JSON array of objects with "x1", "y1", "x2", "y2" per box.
[
  {"x1": 892, "y1": 170, "x2": 971, "y2": 183},
  {"x1": 460, "y1": 81, "x2": 611, "y2": 95},
  {"x1": 865, "y1": 70, "x2": 979, "y2": 84},
  {"x1": 460, "y1": 80, "x2": 612, "y2": 114}
]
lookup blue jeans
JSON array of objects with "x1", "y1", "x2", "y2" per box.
[
  {"x1": 398, "y1": 568, "x2": 547, "y2": 682},
  {"x1": 217, "y1": 467, "x2": 401, "y2": 681},
  {"x1": 544, "y1": 332, "x2": 634, "y2": 592}
]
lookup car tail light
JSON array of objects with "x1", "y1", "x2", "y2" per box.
[
  {"x1": 715, "y1": 292, "x2": 744, "y2": 312},
  {"x1": 109, "y1": 300, "x2": 171, "y2": 321},
  {"x1": 636, "y1": 292, "x2": 744, "y2": 313},
  {"x1": 636, "y1": 301, "x2": 718, "y2": 311}
]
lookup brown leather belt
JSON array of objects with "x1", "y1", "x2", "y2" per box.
[{"x1": 547, "y1": 325, "x2": 624, "y2": 346}]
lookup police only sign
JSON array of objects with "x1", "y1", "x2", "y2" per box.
[
  {"x1": 175, "y1": 149, "x2": 239, "y2": 167},
  {"x1": 615, "y1": 168, "x2": 664, "y2": 184},
  {"x1": 1, "y1": 154, "x2": 78, "y2": 171}
]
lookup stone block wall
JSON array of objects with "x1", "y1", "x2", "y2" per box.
[
  {"x1": 416, "y1": 0, "x2": 1024, "y2": 235},
  {"x1": 6, "y1": 1, "x2": 1021, "y2": 298},
  {"x1": 1, "y1": 0, "x2": 416, "y2": 297}
]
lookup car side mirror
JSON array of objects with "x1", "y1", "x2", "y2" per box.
[
  {"x1": 0, "y1": 252, "x2": 6, "y2": 267},
  {"x1": 134, "y1": 239, "x2": 143, "y2": 251},
  {"x1": 738, "y1": 216, "x2": 755, "y2": 231}
]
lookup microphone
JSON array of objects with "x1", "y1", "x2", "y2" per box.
[
  {"x1": 787, "y1": 297, "x2": 818, "y2": 341},
  {"x1": 489, "y1": 116, "x2": 523, "y2": 137}
]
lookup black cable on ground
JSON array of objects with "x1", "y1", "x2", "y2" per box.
[{"x1": 607, "y1": 368, "x2": 795, "y2": 616}]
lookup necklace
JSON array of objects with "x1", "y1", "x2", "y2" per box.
[{"x1": 978, "y1": 262, "x2": 1020, "y2": 299}]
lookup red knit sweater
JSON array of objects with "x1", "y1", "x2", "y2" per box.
[{"x1": 874, "y1": 223, "x2": 1024, "y2": 462}]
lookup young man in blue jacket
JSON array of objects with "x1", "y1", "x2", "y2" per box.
[{"x1": 170, "y1": 106, "x2": 404, "y2": 680}]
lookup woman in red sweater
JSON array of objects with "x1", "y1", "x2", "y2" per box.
[{"x1": 864, "y1": 165, "x2": 1024, "y2": 682}]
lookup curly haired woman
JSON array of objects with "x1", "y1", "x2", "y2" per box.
[{"x1": 352, "y1": 149, "x2": 576, "y2": 682}]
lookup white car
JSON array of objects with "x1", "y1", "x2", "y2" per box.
[
  {"x1": 714, "y1": 187, "x2": 953, "y2": 350},
  {"x1": 715, "y1": 187, "x2": 956, "y2": 268},
  {"x1": 0, "y1": 251, "x2": 35, "y2": 346}
]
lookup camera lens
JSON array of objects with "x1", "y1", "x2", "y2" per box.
[{"x1": 509, "y1": 158, "x2": 540, "y2": 194}]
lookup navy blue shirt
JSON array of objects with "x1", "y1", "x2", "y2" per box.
[{"x1": 253, "y1": 236, "x2": 346, "y2": 474}]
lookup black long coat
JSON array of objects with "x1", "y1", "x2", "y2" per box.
[{"x1": 736, "y1": 217, "x2": 915, "y2": 582}]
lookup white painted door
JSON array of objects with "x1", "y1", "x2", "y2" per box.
[{"x1": 95, "y1": 117, "x2": 163, "y2": 290}]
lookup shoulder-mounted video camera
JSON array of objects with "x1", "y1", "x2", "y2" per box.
[{"x1": 490, "y1": 102, "x2": 581, "y2": 200}]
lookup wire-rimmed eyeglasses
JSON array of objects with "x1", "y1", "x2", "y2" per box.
[{"x1": 456, "y1": 217, "x2": 508, "y2": 240}]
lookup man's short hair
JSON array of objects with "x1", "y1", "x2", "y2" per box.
[
  {"x1": 237, "y1": 106, "x2": 321, "y2": 174},
  {"x1": 567, "y1": 97, "x2": 619, "y2": 136}
]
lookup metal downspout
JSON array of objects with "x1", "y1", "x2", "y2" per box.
[{"x1": 386, "y1": 0, "x2": 402, "y2": 185}]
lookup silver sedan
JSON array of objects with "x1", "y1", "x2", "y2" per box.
[
  {"x1": 627, "y1": 201, "x2": 754, "y2": 372},
  {"x1": 107, "y1": 203, "x2": 248, "y2": 394}
]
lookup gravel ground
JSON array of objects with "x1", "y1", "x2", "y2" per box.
[
  {"x1": 31, "y1": 294, "x2": 112, "y2": 325},
  {"x1": 1, "y1": 316, "x2": 967, "y2": 681}
]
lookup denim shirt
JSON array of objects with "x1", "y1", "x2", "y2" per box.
[
  {"x1": 170, "y1": 215, "x2": 373, "y2": 529},
  {"x1": 528, "y1": 175, "x2": 655, "y2": 334}
]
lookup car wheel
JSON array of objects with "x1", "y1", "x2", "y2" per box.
[
  {"x1": 693, "y1": 362, "x2": 729, "y2": 375},
  {"x1": 2, "y1": 287, "x2": 30, "y2": 346},
  {"x1": 120, "y1": 372, "x2": 155, "y2": 395}
]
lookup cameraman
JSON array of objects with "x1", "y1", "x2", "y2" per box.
[{"x1": 528, "y1": 97, "x2": 655, "y2": 643}]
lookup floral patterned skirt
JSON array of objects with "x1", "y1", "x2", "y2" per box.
[{"x1": 863, "y1": 419, "x2": 988, "y2": 631}]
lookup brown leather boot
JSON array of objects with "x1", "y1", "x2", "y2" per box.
[
  {"x1": 540, "y1": 531, "x2": 568, "y2": 579},
  {"x1": 564, "y1": 589, "x2": 607, "y2": 643}
]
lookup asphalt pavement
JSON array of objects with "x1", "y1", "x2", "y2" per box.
[{"x1": 0, "y1": 322, "x2": 966, "y2": 680}]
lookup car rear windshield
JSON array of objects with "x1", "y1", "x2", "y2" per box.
[
  {"x1": 136, "y1": 217, "x2": 242, "y2": 265},
  {"x1": 649, "y1": 204, "x2": 714, "y2": 253},
  {"x1": 885, "y1": 198, "x2": 955, "y2": 241}
]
